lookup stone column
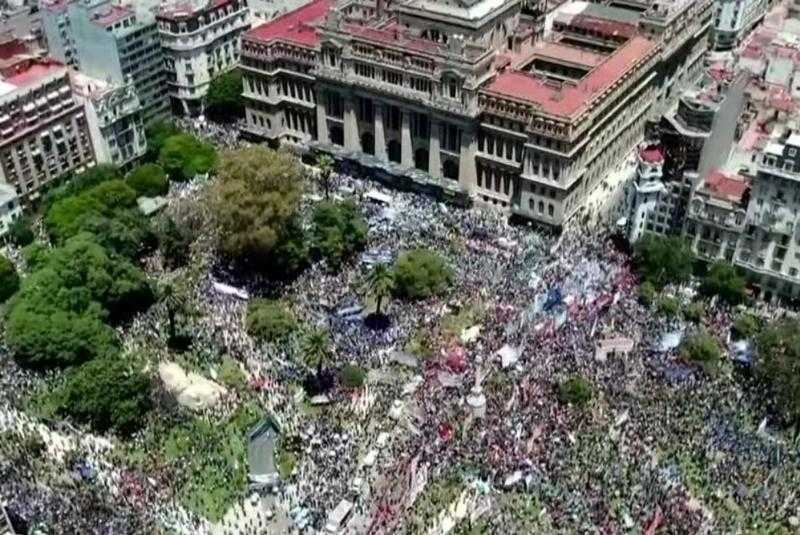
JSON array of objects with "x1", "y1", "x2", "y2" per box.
[
  {"x1": 428, "y1": 118, "x2": 441, "y2": 179},
  {"x1": 344, "y1": 97, "x2": 359, "y2": 151},
  {"x1": 374, "y1": 101, "x2": 387, "y2": 161},
  {"x1": 458, "y1": 125, "x2": 478, "y2": 193},
  {"x1": 401, "y1": 110, "x2": 413, "y2": 167},
  {"x1": 316, "y1": 89, "x2": 329, "y2": 144}
]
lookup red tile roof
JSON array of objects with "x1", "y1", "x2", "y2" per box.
[
  {"x1": 526, "y1": 41, "x2": 607, "y2": 69},
  {"x1": 562, "y1": 14, "x2": 638, "y2": 40},
  {"x1": 702, "y1": 170, "x2": 750, "y2": 203},
  {"x1": 639, "y1": 144, "x2": 664, "y2": 164},
  {"x1": 2, "y1": 58, "x2": 65, "y2": 87},
  {"x1": 245, "y1": 0, "x2": 331, "y2": 48},
  {"x1": 482, "y1": 35, "x2": 655, "y2": 118}
]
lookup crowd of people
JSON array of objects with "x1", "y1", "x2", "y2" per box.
[{"x1": 2, "y1": 137, "x2": 800, "y2": 534}]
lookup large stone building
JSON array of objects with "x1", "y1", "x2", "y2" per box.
[
  {"x1": 41, "y1": 0, "x2": 169, "y2": 123},
  {"x1": 241, "y1": 0, "x2": 713, "y2": 228},
  {"x1": 156, "y1": 0, "x2": 251, "y2": 116},
  {"x1": 0, "y1": 52, "x2": 95, "y2": 201},
  {"x1": 71, "y1": 72, "x2": 146, "y2": 168}
]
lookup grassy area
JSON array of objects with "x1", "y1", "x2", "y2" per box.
[
  {"x1": 126, "y1": 401, "x2": 262, "y2": 522},
  {"x1": 440, "y1": 301, "x2": 485, "y2": 338}
]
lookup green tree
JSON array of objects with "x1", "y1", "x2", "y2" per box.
[
  {"x1": 56, "y1": 354, "x2": 152, "y2": 434},
  {"x1": 145, "y1": 120, "x2": 180, "y2": 163},
  {"x1": 0, "y1": 254, "x2": 19, "y2": 302},
  {"x1": 338, "y1": 363, "x2": 366, "y2": 389},
  {"x1": 126, "y1": 163, "x2": 169, "y2": 197},
  {"x1": 159, "y1": 134, "x2": 217, "y2": 181},
  {"x1": 733, "y1": 312, "x2": 761, "y2": 339},
  {"x1": 210, "y1": 146, "x2": 308, "y2": 276},
  {"x1": 301, "y1": 328, "x2": 331, "y2": 372},
  {"x1": 392, "y1": 249, "x2": 453, "y2": 300},
  {"x1": 6, "y1": 215, "x2": 34, "y2": 247},
  {"x1": 365, "y1": 263, "x2": 394, "y2": 316},
  {"x1": 681, "y1": 330, "x2": 721, "y2": 373},
  {"x1": 246, "y1": 299, "x2": 297, "y2": 342},
  {"x1": 205, "y1": 70, "x2": 244, "y2": 122},
  {"x1": 315, "y1": 153, "x2": 334, "y2": 199},
  {"x1": 638, "y1": 281, "x2": 656, "y2": 306},
  {"x1": 756, "y1": 320, "x2": 800, "y2": 427},
  {"x1": 45, "y1": 179, "x2": 150, "y2": 257},
  {"x1": 633, "y1": 234, "x2": 693, "y2": 288},
  {"x1": 5, "y1": 233, "x2": 152, "y2": 368},
  {"x1": 42, "y1": 164, "x2": 121, "y2": 209},
  {"x1": 156, "y1": 216, "x2": 192, "y2": 268},
  {"x1": 558, "y1": 375, "x2": 593, "y2": 407},
  {"x1": 700, "y1": 261, "x2": 747, "y2": 305},
  {"x1": 311, "y1": 200, "x2": 368, "y2": 269},
  {"x1": 683, "y1": 301, "x2": 705, "y2": 323},
  {"x1": 6, "y1": 301, "x2": 117, "y2": 368},
  {"x1": 657, "y1": 295, "x2": 681, "y2": 318}
]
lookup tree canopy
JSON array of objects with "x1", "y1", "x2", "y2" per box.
[
  {"x1": 0, "y1": 254, "x2": 19, "y2": 302},
  {"x1": 55, "y1": 354, "x2": 152, "y2": 434},
  {"x1": 159, "y1": 133, "x2": 217, "y2": 181},
  {"x1": 246, "y1": 299, "x2": 297, "y2": 343},
  {"x1": 6, "y1": 233, "x2": 152, "y2": 368},
  {"x1": 310, "y1": 200, "x2": 368, "y2": 269},
  {"x1": 210, "y1": 146, "x2": 307, "y2": 276},
  {"x1": 392, "y1": 249, "x2": 453, "y2": 300},
  {"x1": 126, "y1": 163, "x2": 169, "y2": 198},
  {"x1": 681, "y1": 330, "x2": 722, "y2": 374},
  {"x1": 205, "y1": 70, "x2": 244, "y2": 122},
  {"x1": 756, "y1": 320, "x2": 800, "y2": 427},
  {"x1": 45, "y1": 179, "x2": 150, "y2": 258},
  {"x1": 42, "y1": 164, "x2": 121, "y2": 210},
  {"x1": 6, "y1": 215, "x2": 34, "y2": 247},
  {"x1": 145, "y1": 120, "x2": 181, "y2": 163},
  {"x1": 700, "y1": 261, "x2": 747, "y2": 305},
  {"x1": 633, "y1": 234, "x2": 693, "y2": 288}
]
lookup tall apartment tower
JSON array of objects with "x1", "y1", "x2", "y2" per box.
[
  {"x1": 156, "y1": 0, "x2": 250, "y2": 116},
  {"x1": 0, "y1": 54, "x2": 95, "y2": 201},
  {"x1": 713, "y1": 0, "x2": 768, "y2": 52},
  {"x1": 40, "y1": 0, "x2": 169, "y2": 124}
]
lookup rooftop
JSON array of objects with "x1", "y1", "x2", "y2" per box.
[
  {"x1": 639, "y1": 144, "x2": 664, "y2": 164},
  {"x1": 91, "y1": 4, "x2": 134, "y2": 27},
  {"x1": 483, "y1": 35, "x2": 655, "y2": 118},
  {"x1": 244, "y1": 0, "x2": 331, "y2": 48},
  {"x1": 521, "y1": 41, "x2": 607, "y2": 70},
  {"x1": 553, "y1": 1, "x2": 640, "y2": 39},
  {"x1": 0, "y1": 58, "x2": 65, "y2": 89},
  {"x1": 157, "y1": 0, "x2": 237, "y2": 20},
  {"x1": 701, "y1": 169, "x2": 750, "y2": 203}
]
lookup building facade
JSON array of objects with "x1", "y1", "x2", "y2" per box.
[
  {"x1": 0, "y1": 56, "x2": 95, "y2": 201},
  {"x1": 241, "y1": 0, "x2": 713, "y2": 228},
  {"x1": 71, "y1": 73, "x2": 146, "y2": 169},
  {"x1": 0, "y1": 182, "x2": 23, "y2": 238},
  {"x1": 41, "y1": 0, "x2": 169, "y2": 123},
  {"x1": 685, "y1": 169, "x2": 749, "y2": 263},
  {"x1": 713, "y1": 0, "x2": 767, "y2": 52},
  {"x1": 156, "y1": 0, "x2": 251, "y2": 116},
  {"x1": 733, "y1": 134, "x2": 800, "y2": 301}
]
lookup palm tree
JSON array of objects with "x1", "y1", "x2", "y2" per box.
[
  {"x1": 365, "y1": 263, "x2": 394, "y2": 316},
  {"x1": 316, "y1": 153, "x2": 334, "y2": 199},
  {"x1": 301, "y1": 328, "x2": 331, "y2": 373}
]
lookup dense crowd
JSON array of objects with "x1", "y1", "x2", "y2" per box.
[{"x1": 2, "y1": 140, "x2": 800, "y2": 534}]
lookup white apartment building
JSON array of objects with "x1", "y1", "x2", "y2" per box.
[
  {"x1": 71, "y1": 73, "x2": 146, "y2": 169},
  {"x1": 713, "y1": 0, "x2": 767, "y2": 52},
  {"x1": 733, "y1": 133, "x2": 800, "y2": 301},
  {"x1": 156, "y1": 0, "x2": 250, "y2": 116}
]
